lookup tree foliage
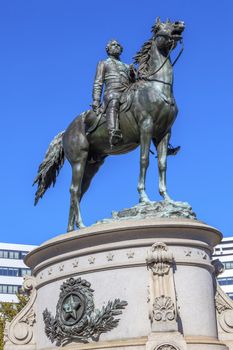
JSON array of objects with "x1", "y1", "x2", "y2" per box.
[{"x1": 0, "y1": 293, "x2": 29, "y2": 350}]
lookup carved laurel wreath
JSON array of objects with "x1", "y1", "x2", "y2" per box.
[{"x1": 43, "y1": 277, "x2": 127, "y2": 346}]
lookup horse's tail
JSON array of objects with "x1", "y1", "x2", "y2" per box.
[{"x1": 33, "y1": 131, "x2": 65, "y2": 205}]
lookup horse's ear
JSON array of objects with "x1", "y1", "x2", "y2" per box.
[{"x1": 152, "y1": 17, "x2": 161, "y2": 33}]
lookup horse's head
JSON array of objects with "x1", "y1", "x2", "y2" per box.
[
  {"x1": 152, "y1": 17, "x2": 185, "y2": 53},
  {"x1": 134, "y1": 18, "x2": 185, "y2": 78}
]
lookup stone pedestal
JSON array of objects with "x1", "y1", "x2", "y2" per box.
[{"x1": 4, "y1": 218, "x2": 230, "y2": 349}]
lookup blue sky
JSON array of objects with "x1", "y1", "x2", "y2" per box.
[{"x1": 0, "y1": 0, "x2": 233, "y2": 244}]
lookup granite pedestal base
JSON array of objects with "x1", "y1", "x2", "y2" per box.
[{"x1": 4, "y1": 218, "x2": 230, "y2": 349}]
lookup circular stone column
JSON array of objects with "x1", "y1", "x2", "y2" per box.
[{"x1": 25, "y1": 218, "x2": 228, "y2": 350}]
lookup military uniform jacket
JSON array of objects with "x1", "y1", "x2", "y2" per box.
[{"x1": 92, "y1": 57, "x2": 131, "y2": 104}]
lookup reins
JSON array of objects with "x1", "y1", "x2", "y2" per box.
[
  {"x1": 140, "y1": 37, "x2": 184, "y2": 81},
  {"x1": 171, "y1": 39, "x2": 184, "y2": 67}
]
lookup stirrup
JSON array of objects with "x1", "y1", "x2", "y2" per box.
[{"x1": 167, "y1": 144, "x2": 181, "y2": 156}]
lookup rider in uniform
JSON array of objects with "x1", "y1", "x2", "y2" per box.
[{"x1": 92, "y1": 39, "x2": 135, "y2": 147}]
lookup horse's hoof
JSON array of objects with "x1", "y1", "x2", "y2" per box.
[
  {"x1": 139, "y1": 197, "x2": 151, "y2": 205},
  {"x1": 78, "y1": 223, "x2": 86, "y2": 229},
  {"x1": 164, "y1": 197, "x2": 175, "y2": 204}
]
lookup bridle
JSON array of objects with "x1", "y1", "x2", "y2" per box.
[{"x1": 140, "y1": 32, "x2": 184, "y2": 81}]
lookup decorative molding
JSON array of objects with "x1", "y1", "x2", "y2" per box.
[
  {"x1": 215, "y1": 283, "x2": 233, "y2": 335},
  {"x1": 48, "y1": 268, "x2": 53, "y2": 275},
  {"x1": 184, "y1": 250, "x2": 192, "y2": 257},
  {"x1": 43, "y1": 277, "x2": 127, "y2": 346},
  {"x1": 146, "y1": 242, "x2": 173, "y2": 276},
  {"x1": 156, "y1": 345, "x2": 178, "y2": 350},
  {"x1": 126, "y1": 251, "x2": 135, "y2": 259},
  {"x1": 201, "y1": 251, "x2": 208, "y2": 260},
  {"x1": 153, "y1": 296, "x2": 176, "y2": 322},
  {"x1": 196, "y1": 250, "x2": 208, "y2": 259},
  {"x1": 106, "y1": 252, "x2": 114, "y2": 261},
  {"x1": 88, "y1": 256, "x2": 95, "y2": 264},
  {"x1": 72, "y1": 258, "x2": 79, "y2": 268},
  {"x1": 59, "y1": 264, "x2": 64, "y2": 271},
  {"x1": 212, "y1": 259, "x2": 224, "y2": 277},
  {"x1": 146, "y1": 242, "x2": 178, "y2": 332},
  {"x1": 4, "y1": 276, "x2": 37, "y2": 347},
  {"x1": 146, "y1": 332, "x2": 186, "y2": 350}
]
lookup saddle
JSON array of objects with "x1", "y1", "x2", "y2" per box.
[{"x1": 85, "y1": 85, "x2": 136, "y2": 135}]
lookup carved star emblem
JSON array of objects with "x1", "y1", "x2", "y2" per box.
[
  {"x1": 88, "y1": 256, "x2": 95, "y2": 264},
  {"x1": 59, "y1": 264, "x2": 64, "y2": 271},
  {"x1": 184, "y1": 250, "x2": 192, "y2": 257},
  {"x1": 106, "y1": 252, "x2": 114, "y2": 261},
  {"x1": 201, "y1": 251, "x2": 208, "y2": 260},
  {"x1": 127, "y1": 251, "x2": 135, "y2": 259},
  {"x1": 63, "y1": 294, "x2": 81, "y2": 322},
  {"x1": 72, "y1": 259, "x2": 79, "y2": 268}
]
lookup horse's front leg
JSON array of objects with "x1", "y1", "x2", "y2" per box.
[
  {"x1": 67, "y1": 152, "x2": 88, "y2": 232},
  {"x1": 156, "y1": 132, "x2": 173, "y2": 202},
  {"x1": 137, "y1": 117, "x2": 153, "y2": 203}
]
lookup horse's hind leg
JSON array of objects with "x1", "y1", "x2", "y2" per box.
[
  {"x1": 68, "y1": 152, "x2": 88, "y2": 232},
  {"x1": 80, "y1": 157, "x2": 106, "y2": 200},
  {"x1": 155, "y1": 132, "x2": 173, "y2": 202}
]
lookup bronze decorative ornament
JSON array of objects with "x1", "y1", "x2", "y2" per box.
[{"x1": 43, "y1": 277, "x2": 127, "y2": 346}]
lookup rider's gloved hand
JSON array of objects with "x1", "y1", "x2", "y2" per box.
[{"x1": 129, "y1": 64, "x2": 137, "y2": 82}]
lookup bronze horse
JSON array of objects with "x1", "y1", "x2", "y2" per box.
[{"x1": 34, "y1": 18, "x2": 185, "y2": 232}]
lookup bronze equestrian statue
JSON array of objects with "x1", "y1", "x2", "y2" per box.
[{"x1": 33, "y1": 18, "x2": 185, "y2": 232}]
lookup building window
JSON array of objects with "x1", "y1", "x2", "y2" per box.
[
  {"x1": 0, "y1": 250, "x2": 29, "y2": 260},
  {"x1": 218, "y1": 277, "x2": 233, "y2": 286},
  {"x1": 0, "y1": 250, "x2": 8, "y2": 259},
  {"x1": 0, "y1": 267, "x2": 19, "y2": 276},
  {"x1": 222, "y1": 246, "x2": 233, "y2": 251},
  {"x1": 8, "y1": 268, "x2": 19, "y2": 277},
  {"x1": 222, "y1": 261, "x2": 233, "y2": 270},
  {"x1": 0, "y1": 284, "x2": 20, "y2": 294},
  {"x1": 20, "y1": 269, "x2": 31, "y2": 277},
  {"x1": 8, "y1": 251, "x2": 19, "y2": 259},
  {"x1": 0, "y1": 285, "x2": 7, "y2": 293},
  {"x1": 0, "y1": 267, "x2": 31, "y2": 277},
  {"x1": 0, "y1": 267, "x2": 8, "y2": 276}
]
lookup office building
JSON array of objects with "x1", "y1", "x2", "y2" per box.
[
  {"x1": 0, "y1": 242, "x2": 37, "y2": 302},
  {"x1": 213, "y1": 237, "x2": 233, "y2": 299}
]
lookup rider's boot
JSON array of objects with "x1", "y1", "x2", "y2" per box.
[{"x1": 107, "y1": 98, "x2": 122, "y2": 147}]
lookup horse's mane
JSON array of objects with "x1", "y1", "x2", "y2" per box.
[
  {"x1": 134, "y1": 20, "x2": 162, "y2": 77},
  {"x1": 134, "y1": 38, "x2": 153, "y2": 77}
]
